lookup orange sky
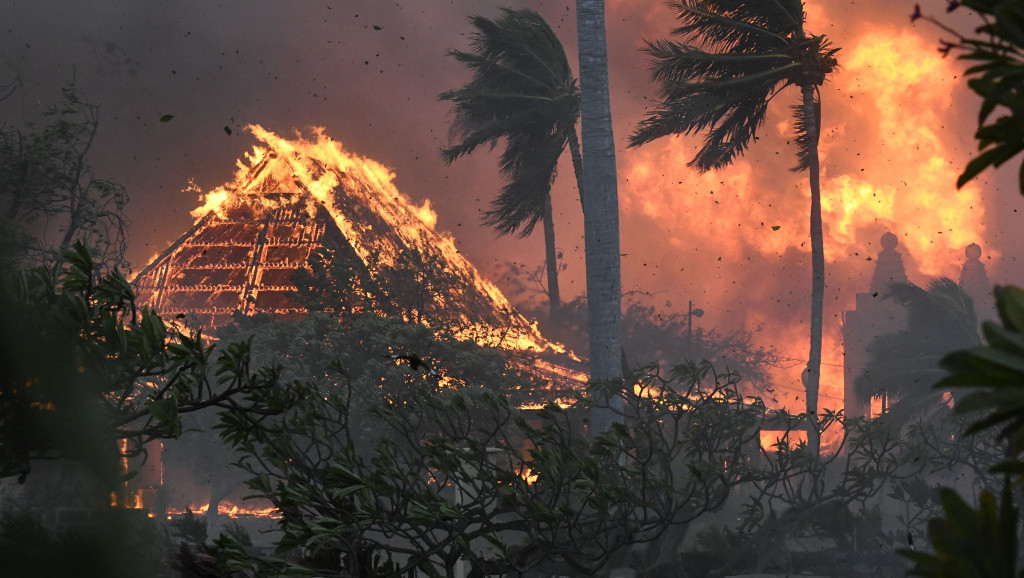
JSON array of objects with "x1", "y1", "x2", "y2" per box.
[{"x1": 3, "y1": 0, "x2": 1022, "y2": 411}]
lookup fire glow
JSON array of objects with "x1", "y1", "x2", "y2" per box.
[
  {"x1": 617, "y1": 20, "x2": 988, "y2": 412},
  {"x1": 186, "y1": 125, "x2": 570, "y2": 356},
  {"x1": 822, "y1": 28, "x2": 989, "y2": 275},
  {"x1": 162, "y1": 124, "x2": 586, "y2": 395},
  {"x1": 167, "y1": 501, "x2": 282, "y2": 520},
  {"x1": 150, "y1": 7, "x2": 992, "y2": 421}
]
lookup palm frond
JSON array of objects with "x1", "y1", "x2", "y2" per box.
[
  {"x1": 667, "y1": 0, "x2": 803, "y2": 52},
  {"x1": 886, "y1": 279, "x2": 978, "y2": 329},
  {"x1": 885, "y1": 279, "x2": 981, "y2": 349},
  {"x1": 440, "y1": 8, "x2": 579, "y2": 237},
  {"x1": 644, "y1": 39, "x2": 797, "y2": 86},
  {"x1": 630, "y1": 1, "x2": 838, "y2": 174},
  {"x1": 447, "y1": 50, "x2": 555, "y2": 93},
  {"x1": 856, "y1": 279, "x2": 982, "y2": 413},
  {"x1": 467, "y1": 9, "x2": 572, "y2": 86},
  {"x1": 693, "y1": 92, "x2": 771, "y2": 169},
  {"x1": 926, "y1": 277, "x2": 981, "y2": 340},
  {"x1": 485, "y1": 131, "x2": 565, "y2": 237},
  {"x1": 790, "y1": 88, "x2": 820, "y2": 172},
  {"x1": 631, "y1": 40, "x2": 792, "y2": 168},
  {"x1": 884, "y1": 281, "x2": 930, "y2": 309},
  {"x1": 440, "y1": 111, "x2": 535, "y2": 164}
]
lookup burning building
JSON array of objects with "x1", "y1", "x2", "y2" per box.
[
  {"x1": 130, "y1": 125, "x2": 589, "y2": 523},
  {"x1": 133, "y1": 124, "x2": 583, "y2": 384}
]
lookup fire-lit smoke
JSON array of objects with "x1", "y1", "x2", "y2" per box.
[
  {"x1": 821, "y1": 27, "x2": 990, "y2": 276},
  {"x1": 614, "y1": 6, "x2": 989, "y2": 411},
  {"x1": 5, "y1": 0, "x2": 1008, "y2": 418}
]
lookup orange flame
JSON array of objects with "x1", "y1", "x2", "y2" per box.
[
  {"x1": 622, "y1": 29, "x2": 986, "y2": 271},
  {"x1": 617, "y1": 23, "x2": 988, "y2": 414},
  {"x1": 185, "y1": 125, "x2": 583, "y2": 375},
  {"x1": 167, "y1": 501, "x2": 282, "y2": 519},
  {"x1": 759, "y1": 429, "x2": 808, "y2": 452},
  {"x1": 822, "y1": 28, "x2": 992, "y2": 276}
]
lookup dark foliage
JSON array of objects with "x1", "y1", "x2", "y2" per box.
[
  {"x1": 0, "y1": 243, "x2": 280, "y2": 484},
  {"x1": 201, "y1": 363, "x2": 774, "y2": 576},
  {"x1": 441, "y1": 8, "x2": 581, "y2": 238},
  {"x1": 0, "y1": 83, "x2": 128, "y2": 275},
  {"x1": 916, "y1": 0, "x2": 1024, "y2": 192},
  {"x1": 856, "y1": 278, "x2": 981, "y2": 423}
]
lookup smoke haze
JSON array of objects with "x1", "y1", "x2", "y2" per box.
[{"x1": 4, "y1": 0, "x2": 1023, "y2": 409}]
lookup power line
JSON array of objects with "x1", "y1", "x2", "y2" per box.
[
  {"x1": 767, "y1": 381, "x2": 845, "y2": 402},
  {"x1": 776, "y1": 355, "x2": 846, "y2": 369}
]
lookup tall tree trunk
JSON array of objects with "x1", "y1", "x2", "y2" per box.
[
  {"x1": 803, "y1": 84, "x2": 824, "y2": 455},
  {"x1": 576, "y1": 0, "x2": 622, "y2": 409},
  {"x1": 542, "y1": 194, "x2": 562, "y2": 318}
]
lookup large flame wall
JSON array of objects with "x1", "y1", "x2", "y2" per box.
[{"x1": 604, "y1": 1, "x2": 993, "y2": 409}]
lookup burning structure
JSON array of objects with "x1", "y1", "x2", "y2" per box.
[
  {"x1": 130, "y1": 125, "x2": 588, "y2": 522},
  {"x1": 133, "y1": 124, "x2": 583, "y2": 383}
]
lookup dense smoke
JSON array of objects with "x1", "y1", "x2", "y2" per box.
[{"x1": 3, "y1": 0, "x2": 1023, "y2": 410}]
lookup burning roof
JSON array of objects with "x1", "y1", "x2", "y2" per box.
[{"x1": 133, "y1": 125, "x2": 583, "y2": 385}]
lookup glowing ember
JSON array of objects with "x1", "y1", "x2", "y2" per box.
[{"x1": 167, "y1": 501, "x2": 282, "y2": 519}]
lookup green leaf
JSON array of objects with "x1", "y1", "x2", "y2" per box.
[
  {"x1": 328, "y1": 485, "x2": 365, "y2": 501},
  {"x1": 996, "y1": 285, "x2": 1024, "y2": 331},
  {"x1": 959, "y1": 145, "x2": 1014, "y2": 188},
  {"x1": 981, "y1": 322, "x2": 1024, "y2": 354},
  {"x1": 159, "y1": 114, "x2": 174, "y2": 122},
  {"x1": 966, "y1": 347, "x2": 1024, "y2": 375},
  {"x1": 148, "y1": 397, "x2": 181, "y2": 436}
]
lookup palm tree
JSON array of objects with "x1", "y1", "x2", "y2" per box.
[
  {"x1": 856, "y1": 278, "x2": 981, "y2": 425},
  {"x1": 576, "y1": 0, "x2": 623, "y2": 431},
  {"x1": 628, "y1": 0, "x2": 838, "y2": 452},
  {"x1": 440, "y1": 8, "x2": 584, "y2": 319}
]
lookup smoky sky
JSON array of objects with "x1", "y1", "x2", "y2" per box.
[{"x1": 4, "y1": 0, "x2": 1023, "y2": 408}]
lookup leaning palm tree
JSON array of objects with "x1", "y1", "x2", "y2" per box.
[
  {"x1": 440, "y1": 8, "x2": 584, "y2": 318},
  {"x1": 628, "y1": 0, "x2": 838, "y2": 452}
]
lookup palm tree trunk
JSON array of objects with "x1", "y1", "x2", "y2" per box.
[
  {"x1": 803, "y1": 84, "x2": 824, "y2": 455},
  {"x1": 542, "y1": 194, "x2": 562, "y2": 318},
  {"x1": 567, "y1": 126, "x2": 585, "y2": 211},
  {"x1": 576, "y1": 0, "x2": 622, "y2": 394}
]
